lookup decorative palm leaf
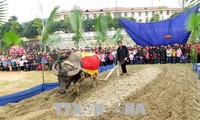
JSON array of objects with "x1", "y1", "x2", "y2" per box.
[
  {"x1": 71, "y1": 6, "x2": 83, "y2": 49},
  {"x1": 0, "y1": 0, "x2": 7, "y2": 25},
  {"x1": 190, "y1": 48, "x2": 197, "y2": 63},
  {"x1": 46, "y1": 34, "x2": 62, "y2": 51},
  {"x1": 3, "y1": 31, "x2": 20, "y2": 46},
  {"x1": 187, "y1": 12, "x2": 200, "y2": 43},
  {"x1": 41, "y1": 6, "x2": 59, "y2": 46},
  {"x1": 179, "y1": 0, "x2": 199, "y2": 9},
  {"x1": 186, "y1": 0, "x2": 200, "y2": 7},
  {"x1": 94, "y1": 14, "x2": 108, "y2": 43},
  {"x1": 112, "y1": 28, "x2": 123, "y2": 44}
]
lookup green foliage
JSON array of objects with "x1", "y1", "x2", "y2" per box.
[
  {"x1": 46, "y1": 34, "x2": 62, "y2": 51},
  {"x1": 150, "y1": 14, "x2": 160, "y2": 22},
  {"x1": 112, "y1": 28, "x2": 124, "y2": 44},
  {"x1": 186, "y1": 12, "x2": 200, "y2": 43},
  {"x1": 113, "y1": 18, "x2": 122, "y2": 29},
  {"x1": 190, "y1": 48, "x2": 197, "y2": 63},
  {"x1": 0, "y1": 0, "x2": 7, "y2": 25},
  {"x1": 122, "y1": 17, "x2": 136, "y2": 22},
  {"x1": 105, "y1": 12, "x2": 114, "y2": 29},
  {"x1": 22, "y1": 21, "x2": 38, "y2": 38},
  {"x1": 64, "y1": 15, "x2": 72, "y2": 33},
  {"x1": 83, "y1": 18, "x2": 94, "y2": 32},
  {"x1": 3, "y1": 31, "x2": 20, "y2": 46},
  {"x1": 32, "y1": 18, "x2": 42, "y2": 35},
  {"x1": 8, "y1": 15, "x2": 17, "y2": 22},
  {"x1": 71, "y1": 6, "x2": 83, "y2": 48},
  {"x1": 179, "y1": 0, "x2": 200, "y2": 9},
  {"x1": 170, "y1": 12, "x2": 181, "y2": 18},
  {"x1": 94, "y1": 14, "x2": 108, "y2": 43},
  {"x1": 41, "y1": 6, "x2": 59, "y2": 46}
]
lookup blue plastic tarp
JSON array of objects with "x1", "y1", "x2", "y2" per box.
[{"x1": 119, "y1": 4, "x2": 199, "y2": 46}]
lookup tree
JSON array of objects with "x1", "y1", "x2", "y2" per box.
[
  {"x1": 113, "y1": 18, "x2": 122, "y2": 29},
  {"x1": 94, "y1": 14, "x2": 108, "y2": 43},
  {"x1": 41, "y1": 6, "x2": 59, "y2": 52},
  {"x1": 150, "y1": 14, "x2": 160, "y2": 22},
  {"x1": 170, "y1": 12, "x2": 180, "y2": 18},
  {"x1": 22, "y1": 21, "x2": 38, "y2": 38},
  {"x1": 71, "y1": 6, "x2": 83, "y2": 49},
  {"x1": 3, "y1": 31, "x2": 20, "y2": 46},
  {"x1": 32, "y1": 18, "x2": 42, "y2": 35},
  {"x1": 8, "y1": 16, "x2": 18, "y2": 22},
  {"x1": 64, "y1": 15, "x2": 72, "y2": 33},
  {"x1": 105, "y1": 12, "x2": 114, "y2": 30},
  {"x1": 83, "y1": 18, "x2": 94, "y2": 32}
]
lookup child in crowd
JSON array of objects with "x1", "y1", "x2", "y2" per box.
[
  {"x1": 145, "y1": 50, "x2": 150, "y2": 64},
  {"x1": 129, "y1": 51, "x2": 134, "y2": 64},
  {"x1": 176, "y1": 47, "x2": 182, "y2": 63},
  {"x1": 172, "y1": 48, "x2": 176, "y2": 63}
]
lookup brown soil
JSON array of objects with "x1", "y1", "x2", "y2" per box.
[{"x1": 0, "y1": 64, "x2": 200, "y2": 120}]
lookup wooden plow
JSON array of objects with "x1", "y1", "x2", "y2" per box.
[{"x1": 61, "y1": 60, "x2": 123, "y2": 82}]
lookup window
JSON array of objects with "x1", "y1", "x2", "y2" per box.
[
  {"x1": 152, "y1": 11, "x2": 155, "y2": 16},
  {"x1": 145, "y1": 18, "x2": 149, "y2": 23},
  {"x1": 117, "y1": 12, "x2": 121, "y2": 17},
  {"x1": 114, "y1": 12, "x2": 117, "y2": 18},
  {"x1": 138, "y1": 12, "x2": 141, "y2": 17},
  {"x1": 167, "y1": 10, "x2": 170, "y2": 15},
  {"x1": 131, "y1": 12, "x2": 134, "y2": 17},
  {"x1": 86, "y1": 14, "x2": 89, "y2": 19},
  {"x1": 124, "y1": 12, "x2": 127, "y2": 17},
  {"x1": 145, "y1": 11, "x2": 148, "y2": 16},
  {"x1": 160, "y1": 11, "x2": 163, "y2": 15},
  {"x1": 94, "y1": 14, "x2": 97, "y2": 18}
]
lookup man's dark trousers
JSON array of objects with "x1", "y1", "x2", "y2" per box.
[{"x1": 121, "y1": 61, "x2": 127, "y2": 73}]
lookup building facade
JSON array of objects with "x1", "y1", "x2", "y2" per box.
[{"x1": 56, "y1": 6, "x2": 181, "y2": 22}]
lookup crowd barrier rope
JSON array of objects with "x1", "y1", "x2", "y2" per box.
[{"x1": 0, "y1": 64, "x2": 115, "y2": 106}]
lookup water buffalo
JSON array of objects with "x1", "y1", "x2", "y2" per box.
[{"x1": 52, "y1": 51, "x2": 98, "y2": 94}]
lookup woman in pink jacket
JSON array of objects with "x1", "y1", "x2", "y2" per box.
[{"x1": 176, "y1": 47, "x2": 182, "y2": 63}]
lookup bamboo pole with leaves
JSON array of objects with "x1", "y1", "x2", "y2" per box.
[
  {"x1": 186, "y1": 7, "x2": 200, "y2": 64},
  {"x1": 0, "y1": 0, "x2": 7, "y2": 24},
  {"x1": 40, "y1": 6, "x2": 59, "y2": 85},
  {"x1": 41, "y1": 6, "x2": 59, "y2": 52},
  {"x1": 187, "y1": 12, "x2": 200, "y2": 43},
  {"x1": 112, "y1": 28, "x2": 124, "y2": 45},
  {"x1": 0, "y1": 0, "x2": 8, "y2": 49},
  {"x1": 71, "y1": 6, "x2": 83, "y2": 50},
  {"x1": 94, "y1": 14, "x2": 108, "y2": 44}
]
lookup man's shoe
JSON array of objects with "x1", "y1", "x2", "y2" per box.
[{"x1": 124, "y1": 73, "x2": 129, "y2": 76}]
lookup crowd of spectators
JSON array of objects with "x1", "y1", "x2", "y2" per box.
[{"x1": 0, "y1": 43, "x2": 199, "y2": 72}]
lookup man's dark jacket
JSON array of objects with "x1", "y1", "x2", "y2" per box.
[{"x1": 117, "y1": 45, "x2": 129, "y2": 62}]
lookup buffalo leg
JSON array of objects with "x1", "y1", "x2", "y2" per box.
[{"x1": 73, "y1": 78, "x2": 84, "y2": 93}]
